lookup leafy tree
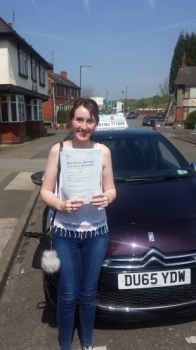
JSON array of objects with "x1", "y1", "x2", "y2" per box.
[
  {"x1": 184, "y1": 111, "x2": 196, "y2": 129},
  {"x1": 82, "y1": 85, "x2": 95, "y2": 98},
  {"x1": 169, "y1": 31, "x2": 186, "y2": 94},
  {"x1": 152, "y1": 95, "x2": 162, "y2": 108},
  {"x1": 169, "y1": 31, "x2": 196, "y2": 93},
  {"x1": 137, "y1": 98, "x2": 148, "y2": 109}
]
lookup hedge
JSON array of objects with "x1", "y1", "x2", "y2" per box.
[
  {"x1": 184, "y1": 111, "x2": 196, "y2": 129},
  {"x1": 57, "y1": 110, "x2": 70, "y2": 124}
]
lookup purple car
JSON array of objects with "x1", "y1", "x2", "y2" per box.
[
  {"x1": 37, "y1": 127, "x2": 196, "y2": 321},
  {"x1": 92, "y1": 127, "x2": 196, "y2": 320},
  {"x1": 127, "y1": 111, "x2": 137, "y2": 119}
]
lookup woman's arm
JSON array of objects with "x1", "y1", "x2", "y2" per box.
[
  {"x1": 90, "y1": 144, "x2": 116, "y2": 208},
  {"x1": 40, "y1": 143, "x2": 62, "y2": 211}
]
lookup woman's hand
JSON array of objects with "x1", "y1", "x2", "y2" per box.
[
  {"x1": 60, "y1": 199, "x2": 84, "y2": 213},
  {"x1": 90, "y1": 193, "x2": 110, "y2": 208}
]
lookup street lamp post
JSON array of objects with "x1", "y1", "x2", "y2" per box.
[
  {"x1": 122, "y1": 91, "x2": 124, "y2": 113},
  {"x1": 126, "y1": 86, "x2": 131, "y2": 112},
  {"x1": 80, "y1": 65, "x2": 92, "y2": 96}
]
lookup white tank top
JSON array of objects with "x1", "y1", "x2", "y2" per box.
[{"x1": 53, "y1": 143, "x2": 107, "y2": 233}]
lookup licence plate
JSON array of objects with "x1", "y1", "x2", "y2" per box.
[{"x1": 118, "y1": 269, "x2": 191, "y2": 289}]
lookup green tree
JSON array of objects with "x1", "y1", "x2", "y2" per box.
[
  {"x1": 169, "y1": 31, "x2": 196, "y2": 93},
  {"x1": 169, "y1": 31, "x2": 186, "y2": 94}
]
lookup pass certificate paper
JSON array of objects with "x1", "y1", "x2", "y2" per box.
[{"x1": 60, "y1": 148, "x2": 102, "y2": 204}]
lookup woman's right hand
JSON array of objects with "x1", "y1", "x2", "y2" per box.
[{"x1": 60, "y1": 199, "x2": 84, "y2": 213}]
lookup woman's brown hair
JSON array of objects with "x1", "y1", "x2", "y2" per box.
[{"x1": 69, "y1": 98, "x2": 99, "y2": 126}]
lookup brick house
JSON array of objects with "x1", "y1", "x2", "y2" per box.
[
  {"x1": 43, "y1": 71, "x2": 80, "y2": 128},
  {"x1": 175, "y1": 53, "x2": 196, "y2": 123},
  {"x1": 0, "y1": 17, "x2": 52, "y2": 144}
]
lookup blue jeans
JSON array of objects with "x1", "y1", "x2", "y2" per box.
[{"x1": 52, "y1": 226, "x2": 108, "y2": 350}]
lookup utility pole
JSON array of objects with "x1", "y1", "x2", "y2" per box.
[
  {"x1": 12, "y1": 10, "x2": 15, "y2": 29},
  {"x1": 49, "y1": 50, "x2": 54, "y2": 70},
  {"x1": 122, "y1": 91, "x2": 124, "y2": 113}
]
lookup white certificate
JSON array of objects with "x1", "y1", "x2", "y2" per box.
[{"x1": 60, "y1": 148, "x2": 102, "y2": 204}]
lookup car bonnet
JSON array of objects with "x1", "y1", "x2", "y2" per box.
[
  {"x1": 107, "y1": 179, "x2": 196, "y2": 225},
  {"x1": 105, "y1": 179, "x2": 196, "y2": 256}
]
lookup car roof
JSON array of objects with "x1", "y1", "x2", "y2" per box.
[{"x1": 94, "y1": 127, "x2": 158, "y2": 137}]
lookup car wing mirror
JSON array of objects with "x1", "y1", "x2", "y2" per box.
[
  {"x1": 191, "y1": 161, "x2": 196, "y2": 172},
  {"x1": 31, "y1": 171, "x2": 45, "y2": 186}
]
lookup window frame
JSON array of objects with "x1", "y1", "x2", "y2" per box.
[
  {"x1": 31, "y1": 57, "x2": 37, "y2": 81},
  {"x1": 18, "y1": 47, "x2": 28, "y2": 78},
  {"x1": 39, "y1": 63, "x2": 45, "y2": 86}
]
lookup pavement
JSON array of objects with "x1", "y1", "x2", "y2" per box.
[{"x1": 0, "y1": 126, "x2": 196, "y2": 298}]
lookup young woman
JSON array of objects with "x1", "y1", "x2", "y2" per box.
[{"x1": 40, "y1": 98, "x2": 116, "y2": 350}]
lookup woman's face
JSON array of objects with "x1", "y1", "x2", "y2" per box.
[{"x1": 71, "y1": 105, "x2": 97, "y2": 141}]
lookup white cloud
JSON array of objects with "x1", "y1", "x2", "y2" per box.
[
  {"x1": 147, "y1": 0, "x2": 155, "y2": 8},
  {"x1": 83, "y1": 0, "x2": 90, "y2": 10}
]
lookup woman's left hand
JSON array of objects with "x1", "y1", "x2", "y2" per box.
[{"x1": 90, "y1": 193, "x2": 110, "y2": 208}]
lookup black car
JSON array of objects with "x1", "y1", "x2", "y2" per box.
[
  {"x1": 127, "y1": 111, "x2": 137, "y2": 119},
  {"x1": 32, "y1": 127, "x2": 196, "y2": 321},
  {"x1": 142, "y1": 114, "x2": 156, "y2": 126},
  {"x1": 156, "y1": 112, "x2": 166, "y2": 120}
]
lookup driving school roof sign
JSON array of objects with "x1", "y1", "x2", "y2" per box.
[{"x1": 97, "y1": 113, "x2": 128, "y2": 130}]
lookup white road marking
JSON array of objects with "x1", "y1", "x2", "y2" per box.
[
  {"x1": 4, "y1": 172, "x2": 35, "y2": 190},
  {"x1": 186, "y1": 336, "x2": 196, "y2": 343},
  {"x1": 161, "y1": 132, "x2": 175, "y2": 137},
  {"x1": 77, "y1": 347, "x2": 107, "y2": 350}
]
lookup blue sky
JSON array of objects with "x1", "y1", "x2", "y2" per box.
[{"x1": 1, "y1": 0, "x2": 196, "y2": 101}]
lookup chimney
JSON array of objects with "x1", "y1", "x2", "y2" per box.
[
  {"x1": 60, "y1": 71, "x2": 67, "y2": 79},
  {"x1": 8, "y1": 23, "x2": 12, "y2": 28},
  {"x1": 181, "y1": 53, "x2": 186, "y2": 69}
]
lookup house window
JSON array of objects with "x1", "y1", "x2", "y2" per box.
[
  {"x1": 190, "y1": 87, "x2": 196, "y2": 98},
  {"x1": 31, "y1": 58, "x2": 37, "y2": 81},
  {"x1": 18, "y1": 96, "x2": 26, "y2": 121},
  {"x1": 64, "y1": 87, "x2": 67, "y2": 96},
  {"x1": 33, "y1": 100, "x2": 38, "y2": 120},
  {"x1": 39, "y1": 64, "x2": 45, "y2": 85},
  {"x1": 184, "y1": 87, "x2": 189, "y2": 98},
  {"x1": 26, "y1": 103, "x2": 32, "y2": 120},
  {"x1": 38, "y1": 100, "x2": 42, "y2": 119},
  {"x1": 33, "y1": 99, "x2": 42, "y2": 120},
  {"x1": 11, "y1": 95, "x2": 17, "y2": 121},
  {"x1": 189, "y1": 107, "x2": 196, "y2": 114},
  {"x1": 183, "y1": 107, "x2": 188, "y2": 120},
  {"x1": 54, "y1": 84, "x2": 58, "y2": 95},
  {"x1": 0, "y1": 95, "x2": 9, "y2": 122},
  {"x1": 18, "y1": 48, "x2": 28, "y2": 77}
]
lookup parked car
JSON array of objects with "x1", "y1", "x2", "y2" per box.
[
  {"x1": 32, "y1": 127, "x2": 196, "y2": 321},
  {"x1": 156, "y1": 112, "x2": 166, "y2": 120},
  {"x1": 127, "y1": 111, "x2": 137, "y2": 119},
  {"x1": 142, "y1": 114, "x2": 156, "y2": 126},
  {"x1": 93, "y1": 128, "x2": 196, "y2": 320}
]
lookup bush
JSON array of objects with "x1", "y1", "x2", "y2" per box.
[
  {"x1": 57, "y1": 110, "x2": 70, "y2": 124},
  {"x1": 184, "y1": 111, "x2": 196, "y2": 129}
]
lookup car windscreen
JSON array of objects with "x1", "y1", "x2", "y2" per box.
[{"x1": 93, "y1": 133, "x2": 194, "y2": 181}]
